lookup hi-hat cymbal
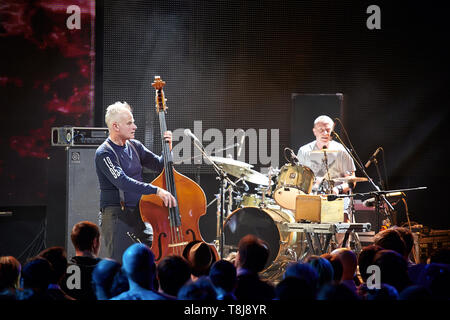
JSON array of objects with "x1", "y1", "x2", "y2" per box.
[
  {"x1": 208, "y1": 157, "x2": 269, "y2": 185},
  {"x1": 333, "y1": 177, "x2": 368, "y2": 183}
]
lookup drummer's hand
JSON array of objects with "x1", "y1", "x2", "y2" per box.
[
  {"x1": 163, "y1": 131, "x2": 173, "y2": 151},
  {"x1": 157, "y1": 187, "x2": 177, "y2": 208}
]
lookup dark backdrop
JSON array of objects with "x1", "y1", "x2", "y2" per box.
[{"x1": 96, "y1": 0, "x2": 449, "y2": 234}]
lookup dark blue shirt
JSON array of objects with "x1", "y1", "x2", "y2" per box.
[{"x1": 95, "y1": 138, "x2": 164, "y2": 209}]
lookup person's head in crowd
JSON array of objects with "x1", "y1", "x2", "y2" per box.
[
  {"x1": 284, "y1": 261, "x2": 318, "y2": 293},
  {"x1": 398, "y1": 285, "x2": 432, "y2": 300},
  {"x1": 275, "y1": 276, "x2": 316, "y2": 300},
  {"x1": 177, "y1": 276, "x2": 217, "y2": 300},
  {"x1": 157, "y1": 254, "x2": 191, "y2": 297},
  {"x1": 305, "y1": 255, "x2": 334, "y2": 290},
  {"x1": 20, "y1": 257, "x2": 53, "y2": 300},
  {"x1": 71, "y1": 221, "x2": 101, "y2": 257},
  {"x1": 235, "y1": 234, "x2": 269, "y2": 274},
  {"x1": 365, "y1": 283, "x2": 399, "y2": 301},
  {"x1": 122, "y1": 243, "x2": 156, "y2": 290},
  {"x1": 373, "y1": 249, "x2": 411, "y2": 294},
  {"x1": 0, "y1": 256, "x2": 21, "y2": 292},
  {"x1": 317, "y1": 282, "x2": 360, "y2": 301},
  {"x1": 321, "y1": 253, "x2": 343, "y2": 283},
  {"x1": 429, "y1": 248, "x2": 450, "y2": 265},
  {"x1": 416, "y1": 263, "x2": 450, "y2": 300},
  {"x1": 92, "y1": 258, "x2": 128, "y2": 300},
  {"x1": 38, "y1": 246, "x2": 68, "y2": 285},
  {"x1": 209, "y1": 259, "x2": 237, "y2": 300},
  {"x1": 393, "y1": 227, "x2": 415, "y2": 261},
  {"x1": 357, "y1": 245, "x2": 383, "y2": 283},
  {"x1": 182, "y1": 241, "x2": 216, "y2": 279},
  {"x1": 331, "y1": 248, "x2": 357, "y2": 281},
  {"x1": 373, "y1": 228, "x2": 406, "y2": 258}
]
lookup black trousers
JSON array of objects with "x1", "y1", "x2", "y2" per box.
[{"x1": 99, "y1": 206, "x2": 153, "y2": 262}]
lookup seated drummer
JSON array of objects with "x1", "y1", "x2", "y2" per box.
[{"x1": 296, "y1": 115, "x2": 356, "y2": 221}]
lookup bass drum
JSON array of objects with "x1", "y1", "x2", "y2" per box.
[
  {"x1": 223, "y1": 206, "x2": 296, "y2": 280},
  {"x1": 273, "y1": 164, "x2": 315, "y2": 211}
]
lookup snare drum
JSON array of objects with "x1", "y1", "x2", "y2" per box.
[{"x1": 273, "y1": 164, "x2": 315, "y2": 211}]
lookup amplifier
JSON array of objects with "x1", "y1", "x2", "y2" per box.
[{"x1": 51, "y1": 127, "x2": 108, "y2": 147}]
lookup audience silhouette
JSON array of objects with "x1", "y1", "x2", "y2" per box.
[
  {"x1": 111, "y1": 243, "x2": 173, "y2": 300},
  {"x1": 157, "y1": 254, "x2": 191, "y2": 298},
  {"x1": 92, "y1": 258, "x2": 128, "y2": 300},
  {"x1": 61, "y1": 221, "x2": 102, "y2": 300},
  {"x1": 177, "y1": 276, "x2": 217, "y2": 300},
  {"x1": 38, "y1": 246, "x2": 75, "y2": 300},
  {"x1": 234, "y1": 234, "x2": 275, "y2": 300},
  {"x1": 209, "y1": 259, "x2": 237, "y2": 300},
  {"x1": 0, "y1": 256, "x2": 21, "y2": 300},
  {"x1": 1, "y1": 220, "x2": 448, "y2": 302}
]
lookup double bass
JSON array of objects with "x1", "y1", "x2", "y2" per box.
[{"x1": 140, "y1": 76, "x2": 218, "y2": 262}]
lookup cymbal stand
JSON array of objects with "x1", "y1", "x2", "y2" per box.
[
  {"x1": 322, "y1": 148, "x2": 334, "y2": 193},
  {"x1": 190, "y1": 139, "x2": 237, "y2": 259}
]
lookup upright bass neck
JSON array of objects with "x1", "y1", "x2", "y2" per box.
[{"x1": 152, "y1": 76, "x2": 181, "y2": 226}]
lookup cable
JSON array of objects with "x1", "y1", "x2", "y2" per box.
[{"x1": 334, "y1": 117, "x2": 365, "y2": 170}]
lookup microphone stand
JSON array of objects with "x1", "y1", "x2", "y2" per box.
[
  {"x1": 331, "y1": 131, "x2": 396, "y2": 227},
  {"x1": 327, "y1": 187, "x2": 427, "y2": 201},
  {"x1": 189, "y1": 138, "x2": 237, "y2": 259}
]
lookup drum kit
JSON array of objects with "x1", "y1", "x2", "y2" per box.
[{"x1": 208, "y1": 154, "x2": 369, "y2": 281}]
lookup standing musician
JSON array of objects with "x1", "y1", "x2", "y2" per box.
[
  {"x1": 95, "y1": 101, "x2": 177, "y2": 262},
  {"x1": 296, "y1": 115, "x2": 356, "y2": 222}
]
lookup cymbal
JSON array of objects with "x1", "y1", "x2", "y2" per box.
[
  {"x1": 209, "y1": 157, "x2": 269, "y2": 185},
  {"x1": 333, "y1": 177, "x2": 368, "y2": 183},
  {"x1": 208, "y1": 156, "x2": 253, "y2": 168},
  {"x1": 310, "y1": 149, "x2": 339, "y2": 154}
]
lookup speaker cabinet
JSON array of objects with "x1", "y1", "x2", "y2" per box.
[{"x1": 47, "y1": 147, "x2": 104, "y2": 258}]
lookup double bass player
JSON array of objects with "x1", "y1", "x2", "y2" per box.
[{"x1": 95, "y1": 101, "x2": 177, "y2": 262}]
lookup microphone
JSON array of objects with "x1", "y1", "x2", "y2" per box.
[
  {"x1": 237, "y1": 132, "x2": 245, "y2": 157},
  {"x1": 284, "y1": 148, "x2": 298, "y2": 165},
  {"x1": 184, "y1": 128, "x2": 201, "y2": 144},
  {"x1": 365, "y1": 147, "x2": 381, "y2": 169},
  {"x1": 242, "y1": 180, "x2": 249, "y2": 192}
]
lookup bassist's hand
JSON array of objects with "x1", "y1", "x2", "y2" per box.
[{"x1": 156, "y1": 187, "x2": 177, "y2": 208}]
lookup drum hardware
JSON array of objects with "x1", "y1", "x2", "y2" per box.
[
  {"x1": 281, "y1": 222, "x2": 371, "y2": 258},
  {"x1": 223, "y1": 206, "x2": 297, "y2": 280},
  {"x1": 188, "y1": 138, "x2": 239, "y2": 258},
  {"x1": 331, "y1": 128, "x2": 398, "y2": 226},
  {"x1": 208, "y1": 156, "x2": 270, "y2": 186},
  {"x1": 273, "y1": 163, "x2": 315, "y2": 211}
]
